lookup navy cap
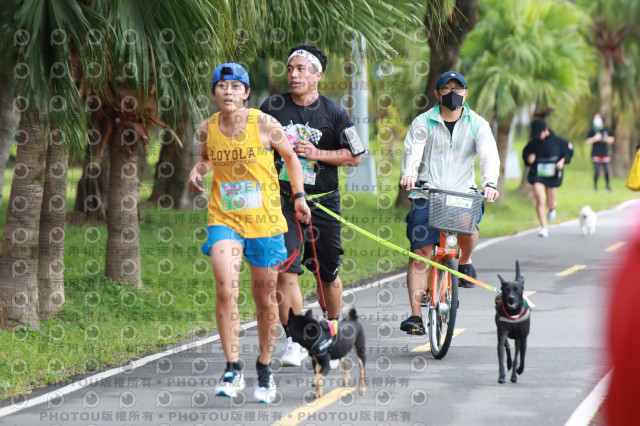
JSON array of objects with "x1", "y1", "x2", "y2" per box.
[
  {"x1": 211, "y1": 63, "x2": 251, "y2": 99},
  {"x1": 436, "y1": 71, "x2": 467, "y2": 89}
]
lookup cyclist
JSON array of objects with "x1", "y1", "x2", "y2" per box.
[
  {"x1": 188, "y1": 63, "x2": 310, "y2": 402},
  {"x1": 398, "y1": 71, "x2": 500, "y2": 335}
]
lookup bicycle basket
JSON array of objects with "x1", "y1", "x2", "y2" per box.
[{"x1": 428, "y1": 188, "x2": 483, "y2": 235}]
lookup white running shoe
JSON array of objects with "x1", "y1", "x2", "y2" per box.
[
  {"x1": 538, "y1": 227, "x2": 548, "y2": 238},
  {"x1": 214, "y1": 370, "x2": 245, "y2": 397},
  {"x1": 547, "y1": 209, "x2": 556, "y2": 223},
  {"x1": 329, "y1": 359, "x2": 340, "y2": 370},
  {"x1": 281, "y1": 337, "x2": 308, "y2": 366},
  {"x1": 254, "y1": 373, "x2": 276, "y2": 403}
]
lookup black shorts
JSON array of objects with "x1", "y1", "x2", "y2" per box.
[{"x1": 280, "y1": 191, "x2": 344, "y2": 283}]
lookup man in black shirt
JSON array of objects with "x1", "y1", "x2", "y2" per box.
[
  {"x1": 260, "y1": 44, "x2": 364, "y2": 367},
  {"x1": 586, "y1": 113, "x2": 615, "y2": 191}
]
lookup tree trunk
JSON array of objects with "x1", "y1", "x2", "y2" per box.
[
  {"x1": 73, "y1": 135, "x2": 109, "y2": 222},
  {"x1": 517, "y1": 165, "x2": 534, "y2": 201},
  {"x1": 495, "y1": 115, "x2": 514, "y2": 201},
  {"x1": 105, "y1": 120, "x2": 142, "y2": 287},
  {"x1": 0, "y1": 73, "x2": 20, "y2": 209},
  {"x1": 599, "y1": 56, "x2": 613, "y2": 125},
  {"x1": 0, "y1": 112, "x2": 47, "y2": 329},
  {"x1": 420, "y1": 0, "x2": 479, "y2": 114},
  {"x1": 38, "y1": 136, "x2": 69, "y2": 318},
  {"x1": 148, "y1": 116, "x2": 198, "y2": 209},
  {"x1": 611, "y1": 122, "x2": 631, "y2": 178}
]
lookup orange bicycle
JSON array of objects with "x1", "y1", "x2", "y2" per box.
[{"x1": 419, "y1": 185, "x2": 484, "y2": 359}]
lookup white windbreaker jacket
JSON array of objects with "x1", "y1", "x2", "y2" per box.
[{"x1": 401, "y1": 103, "x2": 500, "y2": 199}]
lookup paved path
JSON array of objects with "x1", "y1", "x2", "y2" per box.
[{"x1": 2, "y1": 200, "x2": 638, "y2": 426}]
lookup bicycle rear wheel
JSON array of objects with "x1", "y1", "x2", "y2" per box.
[{"x1": 429, "y1": 258, "x2": 458, "y2": 359}]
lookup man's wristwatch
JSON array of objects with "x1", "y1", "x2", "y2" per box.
[
  {"x1": 291, "y1": 192, "x2": 306, "y2": 200},
  {"x1": 485, "y1": 182, "x2": 497, "y2": 189}
]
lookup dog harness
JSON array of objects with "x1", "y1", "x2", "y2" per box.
[{"x1": 309, "y1": 318, "x2": 338, "y2": 355}]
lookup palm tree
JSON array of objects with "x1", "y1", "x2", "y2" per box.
[
  {"x1": 0, "y1": 0, "x2": 95, "y2": 329},
  {"x1": 461, "y1": 0, "x2": 595, "y2": 198},
  {"x1": 38, "y1": 134, "x2": 69, "y2": 318},
  {"x1": 611, "y1": 36, "x2": 640, "y2": 166},
  {"x1": 0, "y1": 75, "x2": 20, "y2": 209}
]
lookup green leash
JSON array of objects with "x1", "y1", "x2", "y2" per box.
[{"x1": 308, "y1": 199, "x2": 500, "y2": 294}]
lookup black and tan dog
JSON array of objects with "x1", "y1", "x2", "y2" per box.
[
  {"x1": 495, "y1": 260, "x2": 531, "y2": 384},
  {"x1": 288, "y1": 307, "x2": 366, "y2": 397}
]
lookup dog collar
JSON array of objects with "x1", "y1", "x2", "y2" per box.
[
  {"x1": 497, "y1": 308, "x2": 530, "y2": 323},
  {"x1": 500, "y1": 301, "x2": 529, "y2": 321}
]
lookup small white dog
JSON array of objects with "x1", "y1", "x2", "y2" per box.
[{"x1": 579, "y1": 206, "x2": 597, "y2": 236}]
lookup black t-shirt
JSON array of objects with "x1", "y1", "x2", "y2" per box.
[
  {"x1": 587, "y1": 126, "x2": 613, "y2": 157},
  {"x1": 260, "y1": 93, "x2": 362, "y2": 195},
  {"x1": 443, "y1": 119, "x2": 457, "y2": 137},
  {"x1": 522, "y1": 133, "x2": 573, "y2": 186}
]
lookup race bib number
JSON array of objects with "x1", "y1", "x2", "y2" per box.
[
  {"x1": 445, "y1": 195, "x2": 474, "y2": 209},
  {"x1": 279, "y1": 158, "x2": 317, "y2": 185},
  {"x1": 220, "y1": 180, "x2": 262, "y2": 212},
  {"x1": 537, "y1": 163, "x2": 556, "y2": 177}
]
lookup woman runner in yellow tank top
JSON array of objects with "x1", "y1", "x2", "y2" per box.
[{"x1": 188, "y1": 63, "x2": 310, "y2": 403}]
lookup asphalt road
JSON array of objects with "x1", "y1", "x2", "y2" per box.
[{"x1": 2, "y1": 200, "x2": 638, "y2": 426}]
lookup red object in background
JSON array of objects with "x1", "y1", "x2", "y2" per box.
[{"x1": 605, "y1": 206, "x2": 640, "y2": 425}]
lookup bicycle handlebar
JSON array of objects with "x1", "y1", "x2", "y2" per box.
[{"x1": 408, "y1": 181, "x2": 485, "y2": 197}]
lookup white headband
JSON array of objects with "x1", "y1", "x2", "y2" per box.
[{"x1": 287, "y1": 50, "x2": 323, "y2": 73}]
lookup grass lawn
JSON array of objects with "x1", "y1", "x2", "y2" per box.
[{"x1": 0, "y1": 134, "x2": 638, "y2": 400}]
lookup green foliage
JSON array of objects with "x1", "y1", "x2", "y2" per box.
[
  {"x1": 461, "y1": 0, "x2": 596, "y2": 122},
  {"x1": 234, "y1": 0, "x2": 425, "y2": 60},
  {"x1": 7, "y1": 0, "x2": 236, "y2": 150}
]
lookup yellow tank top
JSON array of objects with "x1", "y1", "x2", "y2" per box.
[{"x1": 206, "y1": 108, "x2": 287, "y2": 238}]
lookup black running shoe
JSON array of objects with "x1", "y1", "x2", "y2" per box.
[
  {"x1": 458, "y1": 263, "x2": 477, "y2": 288},
  {"x1": 400, "y1": 315, "x2": 425, "y2": 335}
]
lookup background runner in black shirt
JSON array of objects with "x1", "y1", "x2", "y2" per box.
[{"x1": 523, "y1": 118, "x2": 573, "y2": 237}]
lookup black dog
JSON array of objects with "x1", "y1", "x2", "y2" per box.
[
  {"x1": 495, "y1": 260, "x2": 530, "y2": 384},
  {"x1": 288, "y1": 307, "x2": 366, "y2": 397}
]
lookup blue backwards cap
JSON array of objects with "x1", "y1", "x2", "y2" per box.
[{"x1": 211, "y1": 63, "x2": 251, "y2": 99}]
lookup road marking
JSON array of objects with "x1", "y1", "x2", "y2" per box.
[
  {"x1": 605, "y1": 241, "x2": 627, "y2": 252},
  {"x1": 274, "y1": 387, "x2": 357, "y2": 426},
  {"x1": 555, "y1": 265, "x2": 586, "y2": 277},
  {"x1": 411, "y1": 328, "x2": 466, "y2": 352},
  {"x1": 564, "y1": 370, "x2": 611, "y2": 426},
  {"x1": 524, "y1": 291, "x2": 536, "y2": 308}
]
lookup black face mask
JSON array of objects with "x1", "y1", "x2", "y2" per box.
[{"x1": 441, "y1": 91, "x2": 464, "y2": 111}]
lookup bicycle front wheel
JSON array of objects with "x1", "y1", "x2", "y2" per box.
[{"x1": 429, "y1": 258, "x2": 458, "y2": 359}]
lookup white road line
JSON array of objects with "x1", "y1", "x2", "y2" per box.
[
  {"x1": 0, "y1": 273, "x2": 405, "y2": 419},
  {"x1": 564, "y1": 370, "x2": 611, "y2": 426}
]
